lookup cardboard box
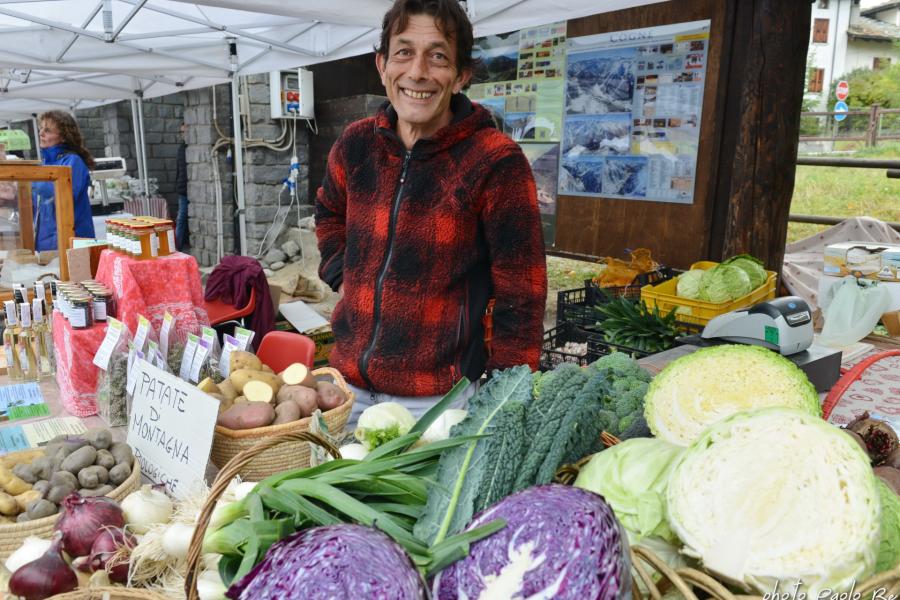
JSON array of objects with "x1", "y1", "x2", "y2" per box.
[
  {"x1": 884, "y1": 310, "x2": 900, "y2": 338},
  {"x1": 273, "y1": 319, "x2": 334, "y2": 368},
  {"x1": 824, "y1": 242, "x2": 900, "y2": 282}
]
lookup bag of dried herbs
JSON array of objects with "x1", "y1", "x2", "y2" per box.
[{"x1": 94, "y1": 318, "x2": 133, "y2": 427}]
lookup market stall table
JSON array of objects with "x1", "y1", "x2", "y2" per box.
[
  {"x1": 51, "y1": 311, "x2": 105, "y2": 417},
  {"x1": 94, "y1": 249, "x2": 209, "y2": 336}
]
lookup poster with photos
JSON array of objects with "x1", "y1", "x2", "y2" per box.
[
  {"x1": 520, "y1": 143, "x2": 560, "y2": 246},
  {"x1": 466, "y1": 22, "x2": 567, "y2": 143},
  {"x1": 560, "y1": 20, "x2": 710, "y2": 204}
]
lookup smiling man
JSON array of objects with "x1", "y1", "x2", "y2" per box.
[{"x1": 316, "y1": 0, "x2": 547, "y2": 426}]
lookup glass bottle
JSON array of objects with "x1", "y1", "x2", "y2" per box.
[
  {"x1": 31, "y1": 298, "x2": 55, "y2": 377},
  {"x1": 17, "y1": 302, "x2": 39, "y2": 382},
  {"x1": 3, "y1": 300, "x2": 22, "y2": 381}
]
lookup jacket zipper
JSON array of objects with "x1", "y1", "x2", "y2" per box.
[
  {"x1": 451, "y1": 284, "x2": 470, "y2": 384},
  {"x1": 359, "y1": 150, "x2": 412, "y2": 389}
]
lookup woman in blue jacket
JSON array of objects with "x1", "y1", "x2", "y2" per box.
[{"x1": 32, "y1": 111, "x2": 95, "y2": 251}]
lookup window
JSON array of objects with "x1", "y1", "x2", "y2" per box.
[
  {"x1": 818, "y1": 0, "x2": 829, "y2": 8},
  {"x1": 874, "y1": 57, "x2": 892, "y2": 70},
  {"x1": 808, "y1": 68, "x2": 825, "y2": 93},
  {"x1": 813, "y1": 18, "x2": 830, "y2": 43}
]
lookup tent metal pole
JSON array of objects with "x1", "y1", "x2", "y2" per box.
[
  {"x1": 230, "y1": 77, "x2": 247, "y2": 256},
  {"x1": 30, "y1": 116, "x2": 40, "y2": 159},
  {"x1": 136, "y1": 97, "x2": 150, "y2": 214},
  {"x1": 130, "y1": 99, "x2": 145, "y2": 200}
]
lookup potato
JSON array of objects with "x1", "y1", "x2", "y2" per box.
[
  {"x1": 218, "y1": 379, "x2": 240, "y2": 402},
  {"x1": 108, "y1": 443, "x2": 133, "y2": 467},
  {"x1": 244, "y1": 380, "x2": 274, "y2": 403},
  {"x1": 208, "y1": 393, "x2": 227, "y2": 403},
  {"x1": 216, "y1": 396, "x2": 234, "y2": 415},
  {"x1": 198, "y1": 378, "x2": 221, "y2": 395},
  {"x1": 0, "y1": 465, "x2": 33, "y2": 496},
  {"x1": 14, "y1": 490, "x2": 41, "y2": 512},
  {"x1": 273, "y1": 401, "x2": 301, "y2": 425},
  {"x1": 95, "y1": 450, "x2": 116, "y2": 471},
  {"x1": 12, "y1": 463, "x2": 37, "y2": 484},
  {"x1": 80, "y1": 484, "x2": 113, "y2": 498},
  {"x1": 31, "y1": 456, "x2": 59, "y2": 482},
  {"x1": 276, "y1": 385, "x2": 319, "y2": 417},
  {"x1": 108, "y1": 462, "x2": 131, "y2": 486},
  {"x1": 316, "y1": 381, "x2": 348, "y2": 411},
  {"x1": 261, "y1": 364, "x2": 274, "y2": 374},
  {"x1": 27, "y1": 499, "x2": 57, "y2": 520},
  {"x1": 0, "y1": 491, "x2": 17, "y2": 516},
  {"x1": 234, "y1": 396, "x2": 248, "y2": 404},
  {"x1": 61, "y1": 446, "x2": 97, "y2": 474},
  {"x1": 86, "y1": 428, "x2": 112, "y2": 450},
  {"x1": 279, "y1": 363, "x2": 316, "y2": 388},
  {"x1": 217, "y1": 402, "x2": 276, "y2": 430},
  {"x1": 32, "y1": 480, "x2": 50, "y2": 499},
  {"x1": 229, "y1": 351, "x2": 262, "y2": 373},
  {"x1": 230, "y1": 369, "x2": 282, "y2": 396},
  {"x1": 78, "y1": 466, "x2": 109, "y2": 489}
]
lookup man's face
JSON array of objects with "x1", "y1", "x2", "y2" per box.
[{"x1": 376, "y1": 14, "x2": 471, "y2": 139}]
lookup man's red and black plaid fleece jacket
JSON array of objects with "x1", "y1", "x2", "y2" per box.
[{"x1": 315, "y1": 95, "x2": 547, "y2": 397}]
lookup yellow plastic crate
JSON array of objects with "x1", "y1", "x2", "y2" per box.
[{"x1": 640, "y1": 260, "x2": 777, "y2": 327}]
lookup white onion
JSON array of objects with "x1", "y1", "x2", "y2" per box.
[
  {"x1": 121, "y1": 485, "x2": 173, "y2": 534},
  {"x1": 161, "y1": 522, "x2": 195, "y2": 561},
  {"x1": 197, "y1": 569, "x2": 227, "y2": 600}
]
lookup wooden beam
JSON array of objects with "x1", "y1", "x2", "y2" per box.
[
  {"x1": 17, "y1": 181, "x2": 34, "y2": 251},
  {"x1": 707, "y1": 0, "x2": 812, "y2": 272}
]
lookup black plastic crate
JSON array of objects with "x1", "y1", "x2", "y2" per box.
[
  {"x1": 540, "y1": 323, "x2": 601, "y2": 371},
  {"x1": 556, "y1": 287, "x2": 602, "y2": 331},
  {"x1": 585, "y1": 266, "x2": 681, "y2": 303}
]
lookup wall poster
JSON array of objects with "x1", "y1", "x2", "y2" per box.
[{"x1": 560, "y1": 20, "x2": 711, "y2": 204}]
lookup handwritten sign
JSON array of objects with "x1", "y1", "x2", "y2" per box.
[{"x1": 126, "y1": 359, "x2": 218, "y2": 499}]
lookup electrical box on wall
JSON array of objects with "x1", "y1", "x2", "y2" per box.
[{"x1": 270, "y1": 69, "x2": 314, "y2": 119}]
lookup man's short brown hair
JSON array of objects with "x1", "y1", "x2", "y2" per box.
[{"x1": 376, "y1": 0, "x2": 475, "y2": 73}]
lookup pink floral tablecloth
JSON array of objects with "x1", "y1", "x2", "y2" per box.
[
  {"x1": 95, "y1": 250, "x2": 209, "y2": 337},
  {"x1": 826, "y1": 350, "x2": 900, "y2": 426},
  {"x1": 52, "y1": 312, "x2": 105, "y2": 417}
]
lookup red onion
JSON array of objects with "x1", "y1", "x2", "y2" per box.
[
  {"x1": 88, "y1": 526, "x2": 136, "y2": 583},
  {"x1": 9, "y1": 534, "x2": 78, "y2": 600},
  {"x1": 55, "y1": 492, "x2": 125, "y2": 557}
]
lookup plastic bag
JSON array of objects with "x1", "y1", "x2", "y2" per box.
[
  {"x1": 819, "y1": 277, "x2": 892, "y2": 347},
  {"x1": 93, "y1": 318, "x2": 132, "y2": 427}
]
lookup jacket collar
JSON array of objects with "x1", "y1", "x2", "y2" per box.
[
  {"x1": 40, "y1": 144, "x2": 68, "y2": 163},
  {"x1": 375, "y1": 94, "x2": 495, "y2": 156}
]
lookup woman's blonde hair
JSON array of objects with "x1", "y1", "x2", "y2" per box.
[{"x1": 39, "y1": 110, "x2": 94, "y2": 168}]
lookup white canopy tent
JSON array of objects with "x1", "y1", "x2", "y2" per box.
[{"x1": 0, "y1": 0, "x2": 666, "y2": 251}]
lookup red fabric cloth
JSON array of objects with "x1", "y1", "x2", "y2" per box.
[
  {"x1": 95, "y1": 250, "x2": 209, "y2": 338},
  {"x1": 203, "y1": 256, "x2": 274, "y2": 350},
  {"x1": 52, "y1": 311, "x2": 104, "y2": 417}
]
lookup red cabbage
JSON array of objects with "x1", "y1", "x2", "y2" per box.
[
  {"x1": 225, "y1": 524, "x2": 425, "y2": 599},
  {"x1": 432, "y1": 484, "x2": 631, "y2": 599}
]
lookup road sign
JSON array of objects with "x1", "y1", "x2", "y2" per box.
[
  {"x1": 836, "y1": 80, "x2": 849, "y2": 101},
  {"x1": 834, "y1": 100, "x2": 849, "y2": 122}
]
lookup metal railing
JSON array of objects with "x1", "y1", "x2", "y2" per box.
[{"x1": 798, "y1": 104, "x2": 900, "y2": 146}]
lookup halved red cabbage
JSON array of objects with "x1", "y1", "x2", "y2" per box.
[
  {"x1": 225, "y1": 524, "x2": 425, "y2": 599},
  {"x1": 432, "y1": 484, "x2": 631, "y2": 599}
]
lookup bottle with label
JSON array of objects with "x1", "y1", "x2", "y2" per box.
[
  {"x1": 3, "y1": 300, "x2": 22, "y2": 381},
  {"x1": 17, "y1": 302, "x2": 39, "y2": 382},
  {"x1": 31, "y1": 298, "x2": 55, "y2": 377}
]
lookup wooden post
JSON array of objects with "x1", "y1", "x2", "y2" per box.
[
  {"x1": 707, "y1": 0, "x2": 812, "y2": 272},
  {"x1": 17, "y1": 182, "x2": 34, "y2": 250},
  {"x1": 867, "y1": 104, "x2": 880, "y2": 147}
]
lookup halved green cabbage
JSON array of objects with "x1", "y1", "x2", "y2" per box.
[
  {"x1": 667, "y1": 408, "x2": 881, "y2": 596},
  {"x1": 644, "y1": 345, "x2": 820, "y2": 446},
  {"x1": 876, "y1": 479, "x2": 900, "y2": 573}
]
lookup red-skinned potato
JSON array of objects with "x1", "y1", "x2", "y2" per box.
[
  {"x1": 217, "y1": 402, "x2": 275, "y2": 430},
  {"x1": 316, "y1": 381, "x2": 347, "y2": 411},
  {"x1": 273, "y1": 401, "x2": 302, "y2": 424},
  {"x1": 276, "y1": 385, "x2": 319, "y2": 417}
]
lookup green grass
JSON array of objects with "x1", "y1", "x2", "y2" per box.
[{"x1": 788, "y1": 142, "x2": 900, "y2": 243}]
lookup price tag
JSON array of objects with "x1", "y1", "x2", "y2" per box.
[
  {"x1": 178, "y1": 334, "x2": 199, "y2": 381},
  {"x1": 92, "y1": 319, "x2": 125, "y2": 371},
  {"x1": 155, "y1": 350, "x2": 168, "y2": 372},
  {"x1": 234, "y1": 327, "x2": 255, "y2": 351},
  {"x1": 201, "y1": 326, "x2": 218, "y2": 354},
  {"x1": 189, "y1": 339, "x2": 211, "y2": 384},
  {"x1": 219, "y1": 334, "x2": 241, "y2": 378},
  {"x1": 159, "y1": 312, "x2": 174, "y2": 358},
  {"x1": 134, "y1": 315, "x2": 152, "y2": 353},
  {"x1": 127, "y1": 349, "x2": 145, "y2": 396},
  {"x1": 147, "y1": 340, "x2": 158, "y2": 362}
]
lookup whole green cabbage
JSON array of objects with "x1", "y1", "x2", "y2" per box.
[
  {"x1": 699, "y1": 263, "x2": 751, "y2": 303},
  {"x1": 676, "y1": 270, "x2": 705, "y2": 300},
  {"x1": 876, "y1": 479, "x2": 900, "y2": 572},
  {"x1": 574, "y1": 438, "x2": 683, "y2": 544},
  {"x1": 723, "y1": 254, "x2": 767, "y2": 290}
]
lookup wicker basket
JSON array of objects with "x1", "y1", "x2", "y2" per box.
[
  {"x1": 0, "y1": 453, "x2": 142, "y2": 560},
  {"x1": 184, "y1": 430, "x2": 340, "y2": 600},
  {"x1": 49, "y1": 587, "x2": 167, "y2": 599},
  {"x1": 556, "y1": 435, "x2": 900, "y2": 599},
  {"x1": 209, "y1": 367, "x2": 353, "y2": 481}
]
